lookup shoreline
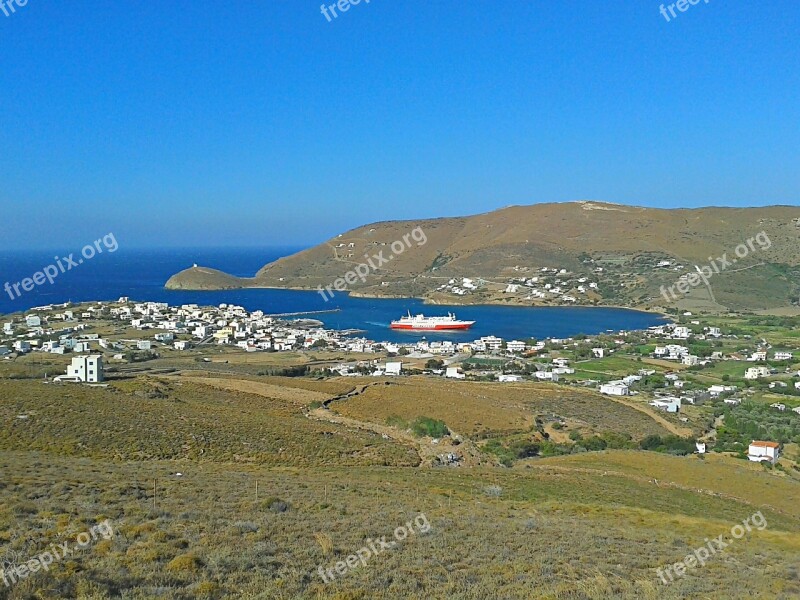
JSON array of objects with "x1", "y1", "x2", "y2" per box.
[
  {"x1": 162, "y1": 281, "x2": 671, "y2": 318},
  {"x1": 4, "y1": 297, "x2": 668, "y2": 349},
  {"x1": 1, "y1": 290, "x2": 672, "y2": 324}
]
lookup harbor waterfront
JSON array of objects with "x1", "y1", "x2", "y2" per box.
[{"x1": 0, "y1": 248, "x2": 667, "y2": 341}]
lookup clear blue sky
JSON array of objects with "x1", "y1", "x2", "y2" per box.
[{"x1": 1, "y1": 1, "x2": 798, "y2": 249}]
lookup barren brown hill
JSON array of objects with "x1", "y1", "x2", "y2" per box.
[
  {"x1": 165, "y1": 266, "x2": 254, "y2": 290},
  {"x1": 166, "y1": 201, "x2": 800, "y2": 311}
]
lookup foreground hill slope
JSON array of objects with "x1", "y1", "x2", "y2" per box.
[
  {"x1": 166, "y1": 201, "x2": 800, "y2": 311},
  {"x1": 1, "y1": 373, "x2": 799, "y2": 598}
]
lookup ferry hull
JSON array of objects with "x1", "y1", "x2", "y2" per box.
[{"x1": 389, "y1": 322, "x2": 474, "y2": 331}]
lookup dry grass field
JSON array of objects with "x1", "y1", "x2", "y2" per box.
[
  {"x1": 329, "y1": 377, "x2": 675, "y2": 440},
  {"x1": 0, "y1": 452, "x2": 798, "y2": 599},
  {"x1": 0, "y1": 379, "x2": 417, "y2": 467},
  {"x1": 524, "y1": 451, "x2": 800, "y2": 520},
  {"x1": 172, "y1": 375, "x2": 338, "y2": 407},
  {"x1": 1, "y1": 373, "x2": 799, "y2": 599}
]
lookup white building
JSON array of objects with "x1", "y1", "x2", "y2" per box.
[
  {"x1": 672, "y1": 326, "x2": 690, "y2": 339},
  {"x1": 62, "y1": 354, "x2": 104, "y2": 383},
  {"x1": 774, "y1": 351, "x2": 793, "y2": 361},
  {"x1": 650, "y1": 397, "x2": 681, "y2": 413},
  {"x1": 25, "y1": 315, "x2": 41, "y2": 327},
  {"x1": 3, "y1": 322, "x2": 13, "y2": 335},
  {"x1": 445, "y1": 366, "x2": 465, "y2": 379},
  {"x1": 654, "y1": 345, "x2": 689, "y2": 360},
  {"x1": 747, "y1": 441, "x2": 780, "y2": 465},
  {"x1": 599, "y1": 382, "x2": 629, "y2": 396},
  {"x1": 385, "y1": 362, "x2": 403, "y2": 376},
  {"x1": 507, "y1": 340, "x2": 527, "y2": 353},
  {"x1": 708, "y1": 385, "x2": 737, "y2": 396},
  {"x1": 682, "y1": 354, "x2": 699, "y2": 366},
  {"x1": 744, "y1": 366, "x2": 770, "y2": 380},
  {"x1": 498, "y1": 374, "x2": 524, "y2": 383},
  {"x1": 534, "y1": 371, "x2": 558, "y2": 382},
  {"x1": 193, "y1": 325, "x2": 213, "y2": 339},
  {"x1": 475, "y1": 336, "x2": 503, "y2": 352}
]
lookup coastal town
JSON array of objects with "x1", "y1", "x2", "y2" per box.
[
  {"x1": 2, "y1": 298, "x2": 798, "y2": 467},
  {"x1": 3, "y1": 3, "x2": 799, "y2": 597}
]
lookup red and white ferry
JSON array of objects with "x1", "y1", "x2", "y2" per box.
[{"x1": 389, "y1": 312, "x2": 475, "y2": 331}]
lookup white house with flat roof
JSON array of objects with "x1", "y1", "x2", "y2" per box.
[
  {"x1": 650, "y1": 397, "x2": 681, "y2": 413},
  {"x1": 445, "y1": 366, "x2": 465, "y2": 379},
  {"x1": 745, "y1": 366, "x2": 770, "y2": 380},
  {"x1": 599, "y1": 382, "x2": 629, "y2": 396},
  {"x1": 385, "y1": 362, "x2": 403, "y2": 376},
  {"x1": 498, "y1": 374, "x2": 524, "y2": 382},
  {"x1": 58, "y1": 354, "x2": 104, "y2": 383},
  {"x1": 507, "y1": 340, "x2": 527, "y2": 353}
]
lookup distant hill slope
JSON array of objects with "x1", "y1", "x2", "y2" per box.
[{"x1": 166, "y1": 201, "x2": 800, "y2": 312}]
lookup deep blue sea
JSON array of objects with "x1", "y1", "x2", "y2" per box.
[{"x1": 0, "y1": 247, "x2": 667, "y2": 342}]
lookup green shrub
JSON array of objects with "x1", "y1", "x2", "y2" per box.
[{"x1": 410, "y1": 416, "x2": 449, "y2": 438}]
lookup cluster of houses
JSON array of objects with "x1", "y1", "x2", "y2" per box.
[
  {"x1": 647, "y1": 323, "x2": 797, "y2": 386},
  {"x1": 435, "y1": 265, "x2": 602, "y2": 304},
  {"x1": 122, "y1": 301, "x2": 358, "y2": 353},
  {"x1": 504, "y1": 267, "x2": 600, "y2": 303},
  {"x1": 436, "y1": 277, "x2": 480, "y2": 296},
  {"x1": 1, "y1": 308, "x2": 98, "y2": 357}
]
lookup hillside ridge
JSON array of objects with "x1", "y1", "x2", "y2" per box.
[{"x1": 165, "y1": 201, "x2": 800, "y2": 312}]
